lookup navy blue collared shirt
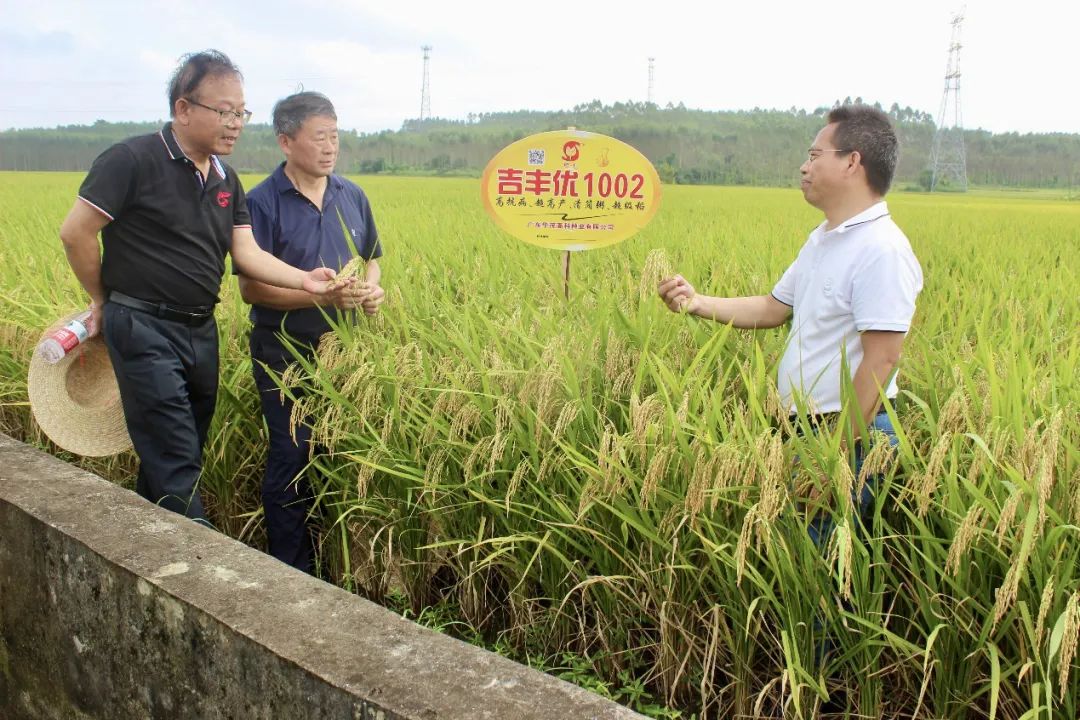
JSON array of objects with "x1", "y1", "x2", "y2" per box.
[{"x1": 245, "y1": 163, "x2": 381, "y2": 337}]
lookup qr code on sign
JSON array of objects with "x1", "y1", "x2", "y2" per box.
[{"x1": 527, "y1": 149, "x2": 545, "y2": 166}]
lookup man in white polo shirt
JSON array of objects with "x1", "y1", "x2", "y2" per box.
[{"x1": 658, "y1": 104, "x2": 922, "y2": 537}]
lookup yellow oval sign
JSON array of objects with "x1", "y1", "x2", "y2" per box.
[{"x1": 480, "y1": 129, "x2": 662, "y2": 251}]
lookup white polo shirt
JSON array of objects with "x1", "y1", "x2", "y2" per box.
[{"x1": 771, "y1": 201, "x2": 923, "y2": 414}]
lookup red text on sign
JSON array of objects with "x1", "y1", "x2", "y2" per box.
[{"x1": 495, "y1": 169, "x2": 644, "y2": 199}]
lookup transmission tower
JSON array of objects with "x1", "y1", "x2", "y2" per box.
[
  {"x1": 420, "y1": 45, "x2": 432, "y2": 122},
  {"x1": 929, "y1": 11, "x2": 968, "y2": 192},
  {"x1": 647, "y1": 57, "x2": 655, "y2": 105}
]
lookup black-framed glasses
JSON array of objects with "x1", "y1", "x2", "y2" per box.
[
  {"x1": 186, "y1": 98, "x2": 253, "y2": 125},
  {"x1": 806, "y1": 148, "x2": 853, "y2": 163}
]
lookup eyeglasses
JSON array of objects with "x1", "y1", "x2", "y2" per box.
[
  {"x1": 186, "y1": 99, "x2": 253, "y2": 125},
  {"x1": 806, "y1": 148, "x2": 853, "y2": 163}
]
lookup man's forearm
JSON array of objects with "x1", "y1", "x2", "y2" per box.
[
  {"x1": 692, "y1": 295, "x2": 788, "y2": 328},
  {"x1": 239, "y1": 278, "x2": 327, "y2": 311},
  {"x1": 365, "y1": 258, "x2": 381, "y2": 285},
  {"x1": 233, "y1": 246, "x2": 306, "y2": 290},
  {"x1": 62, "y1": 235, "x2": 106, "y2": 303},
  {"x1": 848, "y1": 356, "x2": 897, "y2": 439},
  {"x1": 847, "y1": 330, "x2": 906, "y2": 440}
]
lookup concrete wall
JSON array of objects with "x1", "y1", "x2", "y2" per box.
[{"x1": 0, "y1": 434, "x2": 643, "y2": 720}]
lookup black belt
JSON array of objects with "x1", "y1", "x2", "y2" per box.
[
  {"x1": 787, "y1": 409, "x2": 889, "y2": 437},
  {"x1": 108, "y1": 291, "x2": 214, "y2": 326}
]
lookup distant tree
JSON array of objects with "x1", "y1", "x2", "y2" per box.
[{"x1": 2, "y1": 103, "x2": 1076, "y2": 189}]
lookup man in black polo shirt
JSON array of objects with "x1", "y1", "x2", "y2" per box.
[
  {"x1": 239, "y1": 91, "x2": 383, "y2": 573},
  {"x1": 57, "y1": 50, "x2": 349, "y2": 526}
]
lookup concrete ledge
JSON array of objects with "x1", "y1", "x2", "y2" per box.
[{"x1": 0, "y1": 434, "x2": 643, "y2": 720}]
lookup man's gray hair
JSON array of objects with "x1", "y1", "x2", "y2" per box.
[{"x1": 272, "y1": 92, "x2": 337, "y2": 137}]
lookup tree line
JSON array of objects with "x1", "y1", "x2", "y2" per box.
[{"x1": 2, "y1": 100, "x2": 1077, "y2": 190}]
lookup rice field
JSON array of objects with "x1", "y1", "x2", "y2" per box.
[{"x1": 1, "y1": 171, "x2": 1078, "y2": 719}]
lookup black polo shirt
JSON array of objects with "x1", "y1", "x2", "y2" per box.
[
  {"x1": 78, "y1": 123, "x2": 251, "y2": 307},
  {"x1": 245, "y1": 163, "x2": 381, "y2": 337}
]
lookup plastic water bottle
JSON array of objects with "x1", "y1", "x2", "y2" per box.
[{"x1": 37, "y1": 310, "x2": 93, "y2": 364}]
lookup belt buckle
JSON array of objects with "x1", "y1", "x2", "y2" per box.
[
  {"x1": 155, "y1": 302, "x2": 193, "y2": 324},
  {"x1": 175, "y1": 307, "x2": 200, "y2": 324},
  {"x1": 184, "y1": 307, "x2": 210, "y2": 324}
]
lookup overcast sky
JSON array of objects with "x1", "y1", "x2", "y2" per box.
[{"x1": 1, "y1": 0, "x2": 1075, "y2": 135}]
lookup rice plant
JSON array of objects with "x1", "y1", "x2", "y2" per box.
[{"x1": 1, "y1": 172, "x2": 1077, "y2": 718}]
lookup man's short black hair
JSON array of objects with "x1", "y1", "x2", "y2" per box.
[
  {"x1": 272, "y1": 92, "x2": 338, "y2": 138},
  {"x1": 827, "y1": 105, "x2": 899, "y2": 195},
  {"x1": 167, "y1": 50, "x2": 243, "y2": 117}
]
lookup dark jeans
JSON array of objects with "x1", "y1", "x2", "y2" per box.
[
  {"x1": 102, "y1": 302, "x2": 218, "y2": 525},
  {"x1": 250, "y1": 326, "x2": 320, "y2": 574},
  {"x1": 798, "y1": 410, "x2": 898, "y2": 669},
  {"x1": 805, "y1": 410, "x2": 897, "y2": 547}
]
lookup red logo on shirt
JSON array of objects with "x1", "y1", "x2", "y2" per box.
[{"x1": 216, "y1": 190, "x2": 232, "y2": 208}]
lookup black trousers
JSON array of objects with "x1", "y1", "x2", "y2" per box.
[
  {"x1": 250, "y1": 326, "x2": 320, "y2": 574},
  {"x1": 102, "y1": 302, "x2": 218, "y2": 525}
]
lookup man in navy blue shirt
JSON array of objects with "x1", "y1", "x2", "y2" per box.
[{"x1": 240, "y1": 92, "x2": 383, "y2": 573}]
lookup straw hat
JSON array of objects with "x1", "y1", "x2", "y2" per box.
[{"x1": 27, "y1": 312, "x2": 132, "y2": 457}]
